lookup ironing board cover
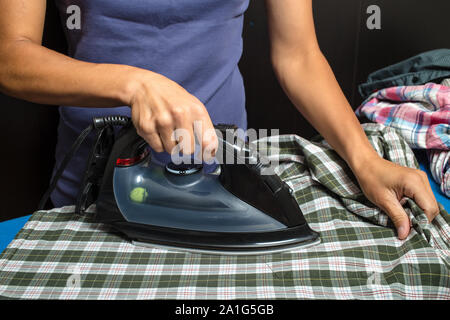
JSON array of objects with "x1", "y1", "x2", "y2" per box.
[{"x1": 0, "y1": 123, "x2": 449, "y2": 299}]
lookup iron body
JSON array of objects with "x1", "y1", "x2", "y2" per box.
[{"x1": 94, "y1": 122, "x2": 320, "y2": 255}]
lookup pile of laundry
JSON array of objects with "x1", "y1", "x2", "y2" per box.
[{"x1": 356, "y1": 49, "x2": 450, "y2": 197}]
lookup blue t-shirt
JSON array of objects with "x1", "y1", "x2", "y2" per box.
[{"x1": 51, "y1": 0, "x2": 250, "y2": 207}]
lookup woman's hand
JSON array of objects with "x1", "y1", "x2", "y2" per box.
[
  {"x1": 125, "y1": 70, "x2": 218, "y2": 160},
  {"x1": 352, "y1": 155, "x2": 440, "y2": 239},
  {"x1": 0, "y1": 0, "x2": 217, "y2": 161}
]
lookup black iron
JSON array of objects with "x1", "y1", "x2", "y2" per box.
[
  {"x1": 94, "y1": 120, "x2": 319, "y2": 254},
  {"x1": 39, "y1": 116, "x2": 319, "y2": 254}
]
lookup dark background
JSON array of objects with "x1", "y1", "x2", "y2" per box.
[{"x1": 1, "y1": 0, "x2": 450, "y2": 221}]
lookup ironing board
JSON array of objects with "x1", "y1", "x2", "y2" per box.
[
  {"x1": 0, "y1": 215, "x2": 31, "y2": 254},
  {"x1": 0, "y1": 143, "x2": 448, "y2": 255},
  {"x1": 1, "y1": 154, "x2": 448, "y2": 254},
  {"x1": 0, "y1": 124, "x2": 448, "y2": 299}
]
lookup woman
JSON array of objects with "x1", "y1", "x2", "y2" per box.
[{"x1": 0, "y1": 0, "x2": 439, "y2": 239}]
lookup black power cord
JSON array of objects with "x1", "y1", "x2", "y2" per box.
[{"x1": 38, "y1": 116, "x2": 130, "y2": 211}]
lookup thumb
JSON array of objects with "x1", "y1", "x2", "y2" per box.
[{"x1": 378, "y1": 193, "x2": 411, "y2": 240}]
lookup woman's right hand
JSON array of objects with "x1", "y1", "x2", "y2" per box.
[{"x1": 125, "y1": 70, "x2": 218, "y2": 161}]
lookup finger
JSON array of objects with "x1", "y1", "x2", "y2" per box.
[
  {"x1": 172, "y1": 110, "x2": 195, "y2": 155},
  {"x1": 132, "y1": 106, "x2": 165, "y2": 153},
  {"x1": 159, "y1": 127, "x2": 177, "y2": 154},
  {"x1": 416, "y1": 170, "x2": 437, "y2": 205},
  {"x1": 173, "y1": 127, "x2": 195, "y2": 155},
  {"x1": 417, "y1": 171, "x2": 440, "y2": 221},
  {"x1": 193, "y1": 116, "x2": 218, "y2": 162},
  {"x1": 130, "y1": 101, "x2": 141, "y2": 133},
  {"x1": 378, "y1": 193, "x2": 411, "y2": 240},
  {"x1": 406, "y1": 172, "x2": 440, "y2": 222},
  {"x1": 202, "y1": 124, "x2": 219, "y2": 162},
  {"x1": 156, "y1": 115, "x2": 177, "y2": 154},
  {"x1": 145, "y1": 132, "x2": 164, "y2": 153}
]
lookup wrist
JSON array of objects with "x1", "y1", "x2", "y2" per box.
[
  {"x1": 114, "y1": 65, "x2": 162, "y2": 107},
  {"x1": 345, "y1": 145, "x2": 381, "y2": 176},
  {"x1": 118, "y1": 66, "x2": 147, "y2": 106}
]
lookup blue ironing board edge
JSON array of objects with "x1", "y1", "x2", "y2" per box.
[
  {"x1": 419, "y1": 162, "x2": 449, "y2": 211},
  {"x1": 0, "y1": 215, "x2": 31, "y2": 254},
  {"x1": 414, "y1": 149, "x2": 449, "y2": 212}
]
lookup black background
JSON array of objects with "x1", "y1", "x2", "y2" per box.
[{"x1": 1, "y1": 0, "x2": 449, "y2": 221}]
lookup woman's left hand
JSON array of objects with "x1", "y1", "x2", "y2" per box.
[{"x1": 352, "y1": 155, "x2": 440, "y2": 240}]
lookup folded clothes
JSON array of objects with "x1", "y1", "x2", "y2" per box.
[
  {"x1": 356, "y1": 81, "x2": 450, "y2": 197},
  {"x1": 358, "y1": 48, "x2": 450, "y2": 99}
]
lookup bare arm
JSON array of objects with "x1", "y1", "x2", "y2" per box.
[
  {"x1": 0, "y1": 0, "x2": 216, "y2": 157},
  {"x1": 265, "y1": 0, "x2": 378, "y2": 169},
  {"x1": 0, "y1": 0, "x2": 135, "y2": 107},
  {"x1": 266, "y1": 0, "x2": 439, "y2": 239}
]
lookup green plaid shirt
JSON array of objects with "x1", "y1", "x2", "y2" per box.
[{"x1": 0, "y1": 124, "x2": 449, "y2": 299}]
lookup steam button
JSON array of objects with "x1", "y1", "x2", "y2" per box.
[{"x1": 165, "y1": 162, "x2": 202, "y2": 175}]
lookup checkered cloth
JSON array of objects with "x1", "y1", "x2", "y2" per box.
[
  {"x1": 356, "y1": 81, "x2": 450, "y2": 197},
  {"x1": 0, "y1": 124, "x2": 449, "y2": 299}
]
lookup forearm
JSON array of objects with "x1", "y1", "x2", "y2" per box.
[
  {"x1": 0, "y1": 39, "x2": 140, "y2": 107},
  {"x1": 273, "y1": 49, "x2": 379, "y2": 172}
]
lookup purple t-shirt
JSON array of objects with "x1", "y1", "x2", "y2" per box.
[{"x1": 51, "y1": 0, "x2": 249, "y2": 207}]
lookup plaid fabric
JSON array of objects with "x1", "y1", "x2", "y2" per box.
[
  {"x1": 0, "y1": 124, "x2": 449, "y2": 300},
  {"x1": 428, "y1": 150, "x2": 450, "y2": 198},
  {"x1": 356, "y1": 82, "x2": 450, "y2": 197}
]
